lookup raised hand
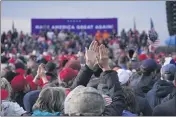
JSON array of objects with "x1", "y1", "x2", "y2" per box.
[
  {"x1": 97, "y1": 44, "x2": 111, "y2": 71},
  {"x1": 85, "y1": 41, "x2": 99, "y2": 70},
  {"x1": 37, "y1": 64, "x2": 46, "y2": 77}
]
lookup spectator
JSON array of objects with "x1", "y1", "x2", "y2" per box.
[
  {"x1": 68, "y1": 41, "x2": 125, "y2": 116},
  {"x1": 95, "y1": 30, "x2": 102, "y2": 41},
  {"x1": 102, "y1": 30, "x2": 110, "y2": 40},
  {"x1": 23, "y1": 90, "x2": 40, "y2": 115},
  {"x1": 152, "y1": 72, "x2": 176, "y2": 116},
  {"x1": 58, "y1": 30, "x2": 67, "y2": 41},
  {"x1": 146, "y1": 64, "x2": 176, "y2": 110},
  {"x1": 79, "y1": 29, "x2": 88, "y2": 40},
  {"x1": 130, "y1": 59, "x2": 158, "y2": 97},
  {"x1": 32, "y1": 87, "x2": 66, "y2": 116},
  {"x1": 139, "y1": 31, "x2": 148, "y2": 47},
  {"x1": 47, "y1": 29, "x2": 54, "y2": 40}
]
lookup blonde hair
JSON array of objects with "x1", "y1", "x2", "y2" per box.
[
  {"x1": 33, "y1": 87, "x2": 66, "y2": 113},
  {"x1": 0, "y1": 77, "x2": 12, "y2": 100}
]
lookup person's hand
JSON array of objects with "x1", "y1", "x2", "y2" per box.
[
  {"x1": 37, "y1": 64, "x2": 46, "y2": 78},
  {"x1": 97, "y1": 44, "x2": 111, "y2": 71},
  {"x1": 85, "y1": 41, "x2": 99, "y2": 70}
]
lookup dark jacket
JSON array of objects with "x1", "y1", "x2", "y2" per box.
[
  {"x1": 71, "y1": 65, "x2": 125, "y2": 116},
  {"x1": 101, "y1": 71, "x2": 125, "y2": 116},
  {"x1": 23, "y1": 90, "x2": 40, "y2": 113},
  {"x1": 136, "y1": 96, "x2": 153, "y2": 116},
  {"x1": 133, "y1": 74, "x2": 156, "y2": 98},
  {"x1": 87, "y1": 77, "x2": 101, "y2": 89},
  {"x1": 70, "y1": 65, "x2": 94, "y2": 90},
  {"x1": 146, "y1": 80, "x2": 174, "y2": 110},
  {"x1": 152, "y1": 89, "x2": 176, "y2": 116}
]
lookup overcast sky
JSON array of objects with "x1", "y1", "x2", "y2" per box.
[{"x1": 1, "y1": 1, "x2": 168, "y2": 45}]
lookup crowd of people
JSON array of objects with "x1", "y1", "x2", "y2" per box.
[{"x1": 1, "y1": 28, "x2": 176, "y2": 116}]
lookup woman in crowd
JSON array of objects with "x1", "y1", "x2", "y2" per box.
[{"x1": 32, "y1": 87, "x2": 66, "y2": 116}]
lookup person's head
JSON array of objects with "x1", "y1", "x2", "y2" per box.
[
  {"x1": 122, "y1": 86, "x2": 138, "y2": 114},
  {"x1": 64, "y1": 59, "x2": 81, "y2": 71},
  {"x1": 59, "y1": 68, "x2": 78, "y2": 88},
  {"x1": 33, "y1": 87, "x2": 66, "y2": 113},
  {"x1": 15, "y1": 61, "x2": 26, "y2": 70},
  {"x1": 117, "y1": 69, "x2": 132, "y2": 86},
  {"x1": 64, "y1": 86, "x2": 105, "y2": 116},
  {"x1": 45, "y1": 62, "x2": 57, "y2": 74},
  {"x1": 140, "y1": 59, "x2": 157, "y2": 76},
  {"x1": 138, "y1": 54, "x2": 148, "y2": 62},
  {"x1": 1, "y1": 78, "x2": 12, "y2": 100},
  {"x1": 161, "y1": 64, "x2": 176, "y2": 82}
]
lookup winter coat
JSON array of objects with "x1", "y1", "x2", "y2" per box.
[
  {"x1": 71, "y1": 65, "x2": 125, "y2": 116},
  {"x1": 133, "y1": 74, "x2": 156, "y2": 97},
  {"x1": 1, "y1": 100, "x2": 26, "y2": 116},
  {"x1": 152, "y1": 89, "x2": 176, "y2": 116},
  {"x1": 136, "y1": 96, "x2": 153, "y2": 116},
  {"x1": 146, "y1": 80, "x2": 174, "y2": 110}
]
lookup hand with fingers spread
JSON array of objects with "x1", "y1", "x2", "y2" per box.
[
  {"x1": 85, "y1": 41, "x2": 99, "y2": 70},
  {"x1": 97, "y1": 44, "x2": 111, "y2": 71}
]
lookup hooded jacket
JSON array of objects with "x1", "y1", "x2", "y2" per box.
[
  {"x1": 152, "y1": 88, "x2": 176, "y2": 116},
  {"x1": 146, "y1": 80, "x2": 174, "y2": 110}
]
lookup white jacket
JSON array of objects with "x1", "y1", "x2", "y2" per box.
[{"x1": 1, "y1": 100, "x2": 26, "y2": 116}]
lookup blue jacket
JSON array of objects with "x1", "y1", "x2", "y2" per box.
[{"x1": 32, "y1": 110, "x2": 60, "y2": 116}]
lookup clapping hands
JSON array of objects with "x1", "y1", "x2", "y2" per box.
[
  {"x1": 37, "y1": 64, "x2": 46, "y2": 78},
  {"x1": 85, "y1": 41, "x2": 111, "y2": 71}
]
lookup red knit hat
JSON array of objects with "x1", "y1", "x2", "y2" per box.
[
  {"x1": 11, "y1": 75, "x2": 27, "y2": 92},
  {"x1": 138, "y1": 54, "x2": 148, "y2": 61},
  {"x1": 1, "y1": 89, "x2": 9, "y2": 100},
  {"x1": 59, "y1": 68, "x2": 78, "y2": 82}
]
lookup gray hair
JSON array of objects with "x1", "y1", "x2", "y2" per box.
[
  {"x1": 33, "y1": 87, "x2": 66, "y2": 113},
  {"x1": 0, "y1": 78, "x2": 12, "y2": 100}
]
